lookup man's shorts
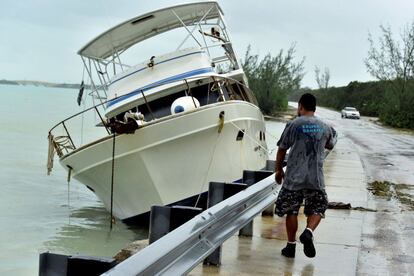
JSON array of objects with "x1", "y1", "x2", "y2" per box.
[{"x1": 275, "y1": 187, "x2": 328, "y2": 217}]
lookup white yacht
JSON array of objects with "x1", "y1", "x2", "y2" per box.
[{"x1": 47, "y1": 1, "x2": 269, "y2": 221}]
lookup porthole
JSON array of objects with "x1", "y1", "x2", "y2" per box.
[{"x1": 236, "y1": 130, "x2": 245, "y2": 141}]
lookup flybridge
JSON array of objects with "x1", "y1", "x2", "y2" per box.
[
  {"x1": 77, "y1": 1, "x2": 241, "y2": 105},
  {"x1": 78, "y1": 2, "x2": 224, "y2": 59}
]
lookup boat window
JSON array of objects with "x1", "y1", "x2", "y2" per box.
[
  {"x1": 110, "y1": 78, "x2": 257, "y2": 125},
  {"x1": 112, "y1": 82, "x2": 220, "y2": 122},
  {"x1": 228, "y1": 83, "x2": 246, "y2": 101}
]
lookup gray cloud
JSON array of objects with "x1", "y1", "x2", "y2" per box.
[{"x1": 1, "y1": 0, "x2": 413, "y2": 87}]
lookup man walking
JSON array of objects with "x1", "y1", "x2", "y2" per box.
[{"x1": 274, "y1": 93, "x2": 337, "y2": 258}]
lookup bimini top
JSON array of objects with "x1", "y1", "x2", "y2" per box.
[{"x1": 78, "y1": 1, "x2": 222, "y2": 59}]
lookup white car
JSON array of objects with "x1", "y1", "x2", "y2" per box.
[{"x1": 341, "y1": 107, "x2": 360, "y2": 119}]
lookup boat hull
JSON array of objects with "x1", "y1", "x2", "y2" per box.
[{"x1": 60, "y1": 101, "x2": 268, "y2": 220}]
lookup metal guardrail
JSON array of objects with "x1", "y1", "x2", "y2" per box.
[{"x1": 102, "y1": 173, "x2": 279, "y2": 276}]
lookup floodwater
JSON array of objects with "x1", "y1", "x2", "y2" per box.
[{"x1": 0, "y1": 84, "x2": 286, "y2": 275}]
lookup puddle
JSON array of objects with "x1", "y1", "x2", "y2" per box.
[
  {"x1": 392, "y1": 254, "x2": 414, "y2": 264},
  {"x1": 368, "y1": 181, "x2": 414, "y2": 211}
]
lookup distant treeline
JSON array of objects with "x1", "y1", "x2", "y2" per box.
[{"x1": 290, "y1": 80, "x2": 414, "y2": 129}]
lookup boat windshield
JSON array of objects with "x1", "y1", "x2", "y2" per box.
[{"x1": 345, "y1": 107, "x2": 357, "y2": 111}]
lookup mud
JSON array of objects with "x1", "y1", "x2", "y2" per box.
[{"x1": 368, "y1": 181, "x2": 414, "y2": 211}]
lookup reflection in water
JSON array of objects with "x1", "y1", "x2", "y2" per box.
[
  {"x1": 301, "y1": 263, "x2": 314, "y2": 276},
  {"x1": 43, "y1": 205, "x2": 148, "y2": 258},
  {"x1": 283, "y1": 258, "x2": 295, "y2": 276}
]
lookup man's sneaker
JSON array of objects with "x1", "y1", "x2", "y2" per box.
[
  {"x1": 281, "y1": 243, "x2": 296, "y2": 258},
  {"x1": 299, "y1": 229, "x2": 316, "y2": 258}
]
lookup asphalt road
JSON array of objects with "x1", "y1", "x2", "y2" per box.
[{"x1": 313, "y1": 105, "x2": 414, "y2": 274}]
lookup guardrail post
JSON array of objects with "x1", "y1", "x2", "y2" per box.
[
  {"x1": 39, "y1": 252, "x2": 115, "y2": 276},
  {"x1": 264, "y1": 160, "x2": 276, "y2": 171},
  {"x1": 204, "y1": 182, "x2": 247, "y2": 266},
  {"x1": 239, "y1": 170, "x2": 274, "y2": 236},
  {"x1": 149, "y1": 206, "x2": 171, "y2": 244},
  {"x1": 262, "y1": 160, "x2": 277, "y2": 216},
  {"x1": 149, "y1": 205, "x2": 202, "y2": 244},
  {"x1": 242, "y1": 170, "x2": 273, "y2": 185}
]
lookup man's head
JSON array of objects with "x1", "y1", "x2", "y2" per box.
[{"x1": 297, "y1": 93, "x2": 316, "y2": 116}]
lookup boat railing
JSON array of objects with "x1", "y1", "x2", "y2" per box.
[
  {"x1": 47, "y1": 75, "x2": 256, "y2": 172},
  {"x1": 48, "y1": 102, "x2": 110, "y2": 154}
]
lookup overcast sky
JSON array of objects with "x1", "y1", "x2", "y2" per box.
[{"x1": 1, "y1": 0, "x2": 413, "y2": 88}]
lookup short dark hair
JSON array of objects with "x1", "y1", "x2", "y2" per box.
[{"x1": 298, "y1": 93, "x2": 316, "y2": 112}]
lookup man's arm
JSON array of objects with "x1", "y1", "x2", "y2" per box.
[
  {"x1": 275, "y1": 148, "x2": 287, "y2": 184},
  {"x1": 325, "y1": 127, "x2": 338, "y2": 150}
]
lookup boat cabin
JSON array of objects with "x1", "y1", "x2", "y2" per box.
[{"x1": 77, "y1": 1, "x2": 256, "y2": 127}]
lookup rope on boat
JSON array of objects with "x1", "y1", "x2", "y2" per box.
[
  {"x1": 194, "y1": 114, "x2": 277, "y2": 207},
  {"x1": 227, "y1": 120, "x2": 269, "y2": 154},
  {"x1": 110, "y1": 133, "x2": 116, "y2": 229},
  {"x1": 193, "y1": 111, "x2": 225, "y2": 208},
  {"x1": 47, "y1": 134, "x2": 76, "y2": 174},
  {"x1": 67, "y1": 165, "x2": 73, "y2": 213},
  {"x1": 47, "y1": 133, "x2": 55, "y2": 175},
  {"x1": 264, "y1": 130, "x2": 283, "y2": 155}
]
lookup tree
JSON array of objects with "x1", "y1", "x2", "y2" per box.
[
  {"x1": 365, "y1": 21, "x2": 414, "y2": 128},
  {"x1": 314, "y1": 66, "x2": 330, "y2": 90},
  {"x1": 242, "y1": 44, "x2": 305, "y2": 114}
]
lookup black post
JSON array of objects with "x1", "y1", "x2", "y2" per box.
[
  {"x1": 204, "y1": 182, "x2": 247, "y2": 266},
  {"x1": 204, "y1": 182, "x2": 225, "y2": 266},
  {"x1": 239, "y1": 170, "x2": 274, "y2": 235},
  {"x1": 242, "y1": 170, "x2": 273, "y2": 185},
  {"x1": 262, "y1": 160, "x2": 277, "y2": 216},
  {"x1": 264, "y1": 160, "x2": 276, "y2": 172},
  {"x1": 148, "y1": 205, "x2": 202, "y2": 244},
  {"x1": 148, "y1": 206, "x2": 172, "y2": 244},
  {"x1": 39, "y1": 252, "x2": 115, "y2": 276}
]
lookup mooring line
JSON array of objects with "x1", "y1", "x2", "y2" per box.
[{"x1": 110, "y1": 133, "x2": 116, "y2": 229}]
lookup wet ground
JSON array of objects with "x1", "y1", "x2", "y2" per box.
[
  {"x1": 190, "y1": 105, "x2": 414, "y2": 275},
  {"x1": 191, "y1": 125, "x2": 367, "y2": 275},
  {"x1": 313, "y1": 106, "x2": 414, "y2": 274}
]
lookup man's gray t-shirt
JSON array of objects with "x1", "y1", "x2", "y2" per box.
[{"x1": 277, "y1": 115, "x2": 336, "y2": 191}]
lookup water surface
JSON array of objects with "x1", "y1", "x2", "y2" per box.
[{"x1": 0, "y1": 84, "x2": 285, "y2": 275}]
